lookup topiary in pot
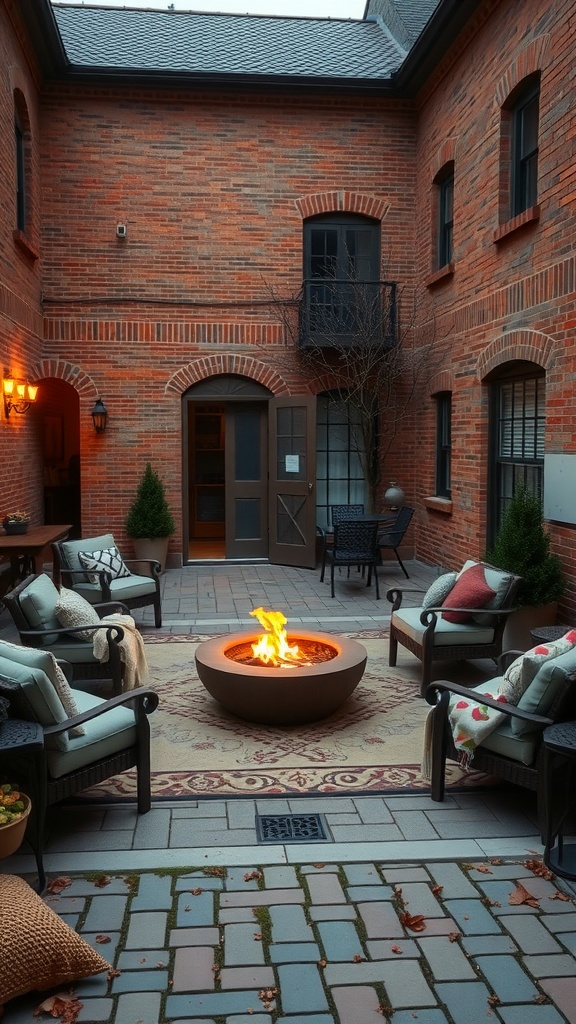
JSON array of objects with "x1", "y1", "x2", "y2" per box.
[
  {"x1": 125, "y1": 463, "x2": 175, "y2": 570},
  {"x1": 484, "y1": 484, "x2": 566, "y2": 649}
]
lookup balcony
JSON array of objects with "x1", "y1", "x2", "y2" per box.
[{"x1": 299, "y1": 279, "x2": 397, "y2": 350}]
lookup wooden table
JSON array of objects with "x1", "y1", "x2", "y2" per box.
[{"x1": 0, "y1": 524, "x2": 73, "y2": 585}]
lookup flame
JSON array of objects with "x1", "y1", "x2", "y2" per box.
[{"x1": 250, "y1": 607, "x2": 310, "y2": 668}]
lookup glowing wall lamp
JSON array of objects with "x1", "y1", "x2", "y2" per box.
[
  {"x1": 91, "y1": 397, "x2": 108, "y2": 434},
  {"x1": 3, "y1": 375, "x2": 38, "y2": 417}
]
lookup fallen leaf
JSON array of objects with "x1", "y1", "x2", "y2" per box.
[
  {"x1": 448, "y1": 932, "x2": 461, "y2": 942},
  {"x1": 191, "y1": 888, "x2": 203, "y2": 895},
  {"x1": 33, "y1": 993, "x2": 83, "y2": 1022},
  {"x1": 490, "y1": 858, "x2": 503, "y2": 865},
  {"x1": 94, "y1": 875, "x2": 111, "y2": 888},
  {"x1": 95, "y1": 935, "x2": 111, "y2": 944},
  {"x1": 391, "y1": 945, "x2": 403, "y2": 954},
  {"x1": 509, "y1": 883, "x2": 540, "y2": 908},
  {"x1": 550, "y1": 890, "x2": 571, "y2": 901},
  {"x1": 244, "y1": 870, "x2": 262, "y2": 882},
  {"x1": 524, "y1": 859, "x2": 554, "y2": 880},
  {"x1": 431, "y1": 885, "x2": 443, "y2": 895},
  {"x1": 533, "y1": 994, "x2": 547, "y2": 1003},
  {"x1": 399, "y1": 911, "x2": 426, "y2": 932},
  {"x1": 312, "y1": 863, "x2": 325, "y2": 869},
  {"x1": 253, "y1": 932, "x2": 262, "y2": 940},
  {"x1": 318, "y1": 958, "x2": 327, "y2": 967},
  {"x1": 352, "y1": 954, "x2": 364, "y2": 962},
  {"x1": 46, "y1": 877, "x2": 72, "y2": 894},
  {"x1": 487, "y1": 994, "x2": 501, "y2": 1007},
  {"x1": 474, "y1": 865, "x2": 493, "y2": 874}
]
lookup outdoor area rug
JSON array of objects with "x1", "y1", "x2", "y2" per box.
[{"x1": 80, "y1": 630, "x2": 496, "y2": 800}]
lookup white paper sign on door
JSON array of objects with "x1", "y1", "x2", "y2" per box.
[{"x1": 285, "y1": 455, "x2": 299, "y2": 473}]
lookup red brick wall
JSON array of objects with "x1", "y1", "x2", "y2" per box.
[
  {"x1": 0, "y1": 1, "x2": 45, "y2": 531},
  {"x1": 37, "y1": 86, "x2": 418, "y2": 557},
  {"x1": 411, "y1": 0, "x2": 576, "y2": 621}
]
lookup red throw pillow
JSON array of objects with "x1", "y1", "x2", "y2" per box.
[{"x1": 441, "y1": 563, "x2": 497, "y2": 623}]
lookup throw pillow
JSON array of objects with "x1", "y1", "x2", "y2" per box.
[
  {"x1": 0, "y1": 642, "x2": 85, "y2": 740},
  {"x1": 0, "y1": 874, "x2": 111, "y2": 1006},
  {"x1": 78, "y1": 545, "x2": 131, "y2": 585},
  {"x1": 501, "y1": 629, "x2": 576, "y2": 704},
  {"x1": 422, "y1": 572, "x2": 457, "y2": 610},
  {"x1": 441, "y1": 563, "x2": 497, "y2": 623},
  {"x1": 55, "y1": 587, "x2": 101, "y2": 642}
]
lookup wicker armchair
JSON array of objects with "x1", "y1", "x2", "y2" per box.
[
  {"x1": 52, "y1": 532, "x2": 162, "y2": 628},
  {"x1": 3, "y1": 573, "x2": 126, "y2": 695},
  {"x1": 387, "y1": 561, "x2": 523, "y2": 696},
  {"x1": 424, "y1": 647, "x2": 576, "y2": 838},
  {"x1": 0, "y1": 648, "x2": 158, "y2": 891}
]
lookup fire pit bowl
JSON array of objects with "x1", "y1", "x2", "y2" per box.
[{"x1": 195, "y1": 630, "x2": 367, "y2": 725}]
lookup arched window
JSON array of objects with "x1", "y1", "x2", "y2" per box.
[
  {"x1": 499, "y1": 74, "x2": 540, "y2": 222},
  {"x1": 434, "y1": 163, "x2": 454, "y2": 269}
]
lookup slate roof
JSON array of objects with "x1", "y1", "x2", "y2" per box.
[{"x1": 51, "y1": 4, "x2": 406, "y2": 84}]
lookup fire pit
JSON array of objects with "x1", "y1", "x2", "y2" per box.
[{"x1": 195, "y1": 607, "x2": 367, "y2": 725}]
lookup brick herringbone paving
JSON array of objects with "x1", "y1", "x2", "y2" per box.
[{"x1": 4, "y1": 860, "x2": 576, "y2": 1023}]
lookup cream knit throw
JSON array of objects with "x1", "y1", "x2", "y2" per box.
[{"x1": 92, "y1": 613, "x2": 149, "y2": 691}]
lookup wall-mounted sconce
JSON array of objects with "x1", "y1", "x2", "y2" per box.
[
  {"x1": 91, "y1": 397, "x2": 108, "y2": 434},
  {"x1": 3, "y1": 374, "x2": 38, "y2": 417}
]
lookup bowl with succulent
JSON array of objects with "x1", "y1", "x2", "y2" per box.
[
  {"x1": 0, "y1": 784, "x2": 31, "y2": 858},
  {"x1": 2, "y1": 511, "x2": 30, "y2": 535}
]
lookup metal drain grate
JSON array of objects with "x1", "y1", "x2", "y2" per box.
[{"x1": 256, "y1": 813, "x2": 330, "y2": 843}]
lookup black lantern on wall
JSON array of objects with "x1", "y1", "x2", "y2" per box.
[{"x1": 91, "y1": 397, "x2": 107, "y2": 434}]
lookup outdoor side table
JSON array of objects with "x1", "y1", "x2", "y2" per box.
[
  {"x1": 0, "y1": 719, "x2": 47, "y2": 891},
  {"x1": 530, "y1": 625, "x2": 571, "y2": 646},
  {"x1": 543, "y1": 721, "x2": 576, "y2": 880}
]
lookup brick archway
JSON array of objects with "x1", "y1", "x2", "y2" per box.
[
  {"x1": 165, "y1": 354, "x2": 295, "y2": 397},
  {"x1": 295, "y1": 191, "x2": 390, "y2": 222},
  {"x1": 477, "y1": 329, "x2": 555, "y2": 380},
  {"x1": 30, "y1": 358, "x2": 100, "y2": 403}
]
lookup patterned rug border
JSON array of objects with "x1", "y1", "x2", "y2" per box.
[{"x1": 143, "y1": 628, "x2": 390, "y2": 643}]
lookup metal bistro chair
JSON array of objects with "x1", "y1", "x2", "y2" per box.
[
  {"x1": 317, "y1": 504, "x2": 364, "y2": 572},
  {"x1": 321, "y1": 519, "x2": 381, "y2": 599},
  {"x1": 377, "y1": 505, "x2": 414, "y2": 578}
]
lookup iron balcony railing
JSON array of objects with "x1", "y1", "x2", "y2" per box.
[{"x1": 299, "y1": 279, "x2": 398, "y2": 350}]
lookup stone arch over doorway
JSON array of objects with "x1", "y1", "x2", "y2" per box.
[{"x1": 295, "y1": 191, "x2": 390, "y2": 221}]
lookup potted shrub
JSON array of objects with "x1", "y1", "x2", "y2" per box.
[
  {"x1": 2, "y1": 510, "x2": 30, "y2": 535},
  {"x1": 125, "y1": 463, "x2": 175, "y2": 571},
  {"x1": 0, "y1": 784, "x2": 31, "y2": 859},
  {"x1": 484, "y1": 484, "x2": 566, "y2": 650}
]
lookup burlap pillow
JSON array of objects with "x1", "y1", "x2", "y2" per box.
[
  {"x1": 0, "y1": 874, "x2": 111, "y2": 1006},
  {"x1": 55, "y1": 587, "x2": 101, "y2": 641}
]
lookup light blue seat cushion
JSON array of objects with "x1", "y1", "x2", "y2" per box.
[
  {"x1": 0, "y1": 655, "x2": 70, "y2": 751},
  {"x1": 59, "y1": 533, "x2": 155, "y2": 605},
  {"x1": 17, "y1": 573, "x2": 61, "y2": 644},
  {"x1": 393, "y1": 607, "x2": 494, "y2": 646},
  {"x1": 481, "y1": 721, "x2": 538, "y2": 765},
  {"x1": 46, "y1": 689, "x2": 137, "y2": 779}
]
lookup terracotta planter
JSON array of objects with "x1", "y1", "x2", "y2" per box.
[
  {"x1": 503, "y1": 602, "x2": 558, "y2": 653},
  {"x1": 0, "y1": 795, "x2": 31, "y2": 859},
  {"x1": 131, "y1": 537, "x2": 169, "y2": 572}
]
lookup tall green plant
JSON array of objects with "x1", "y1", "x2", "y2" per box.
[
  {"x1": 484, "y1": 485, "x2": 565, "y2": 607},
  {"x1": 125, "y1": 463, "x2": 175, "y2": 539}
]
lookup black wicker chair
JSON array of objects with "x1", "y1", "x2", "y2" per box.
[
  {"x1": 387, "y1": 562, "x2": 523, "y2": 697},
  {"x1": 316, "y1": 504, "x2": 365, "y2": 567},
  {"x1": 377, "y1": 505, "x2": 414, "y2": 578},
  {"x1": 424, "y1": 649, "x2": 576, "y2": 838},
  {"x1": 320, "y1": 519, "x2": 381, "y2": 598},
  {"x1": 52, "y1": 532, "x2": 162, "y2": 628},
  {"x1": 0, "y1": 657, "x2": 158, "y2": 891},
  {"x1": 3, "y1": 573, "x2": 126, "y2": 695}
]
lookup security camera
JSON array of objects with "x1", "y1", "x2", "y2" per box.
[{"x1": 116, "y1": 223, "x2": 127, "y2": 238}]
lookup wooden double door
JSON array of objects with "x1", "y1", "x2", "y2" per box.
[{"x1": 185, "y1": 393, "x2": 316, "y2": 568}]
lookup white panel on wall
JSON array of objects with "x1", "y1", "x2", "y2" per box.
[{"x1": 544, "y1": 454, "x2": 576, "y2": 525}]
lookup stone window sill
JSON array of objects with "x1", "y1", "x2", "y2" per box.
[
  {"x1": 425, "y1": 263, "x2": 454, "y2": 289},
  {"x1": 424, "y1": 496, "x2": 453, "y2": 514},
  {"x1": 493, "y1": 205, "x2": 540, "y2": 244},
  {"x1": 13, "y1": 229, "x2": 39, "y2": 261}
]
